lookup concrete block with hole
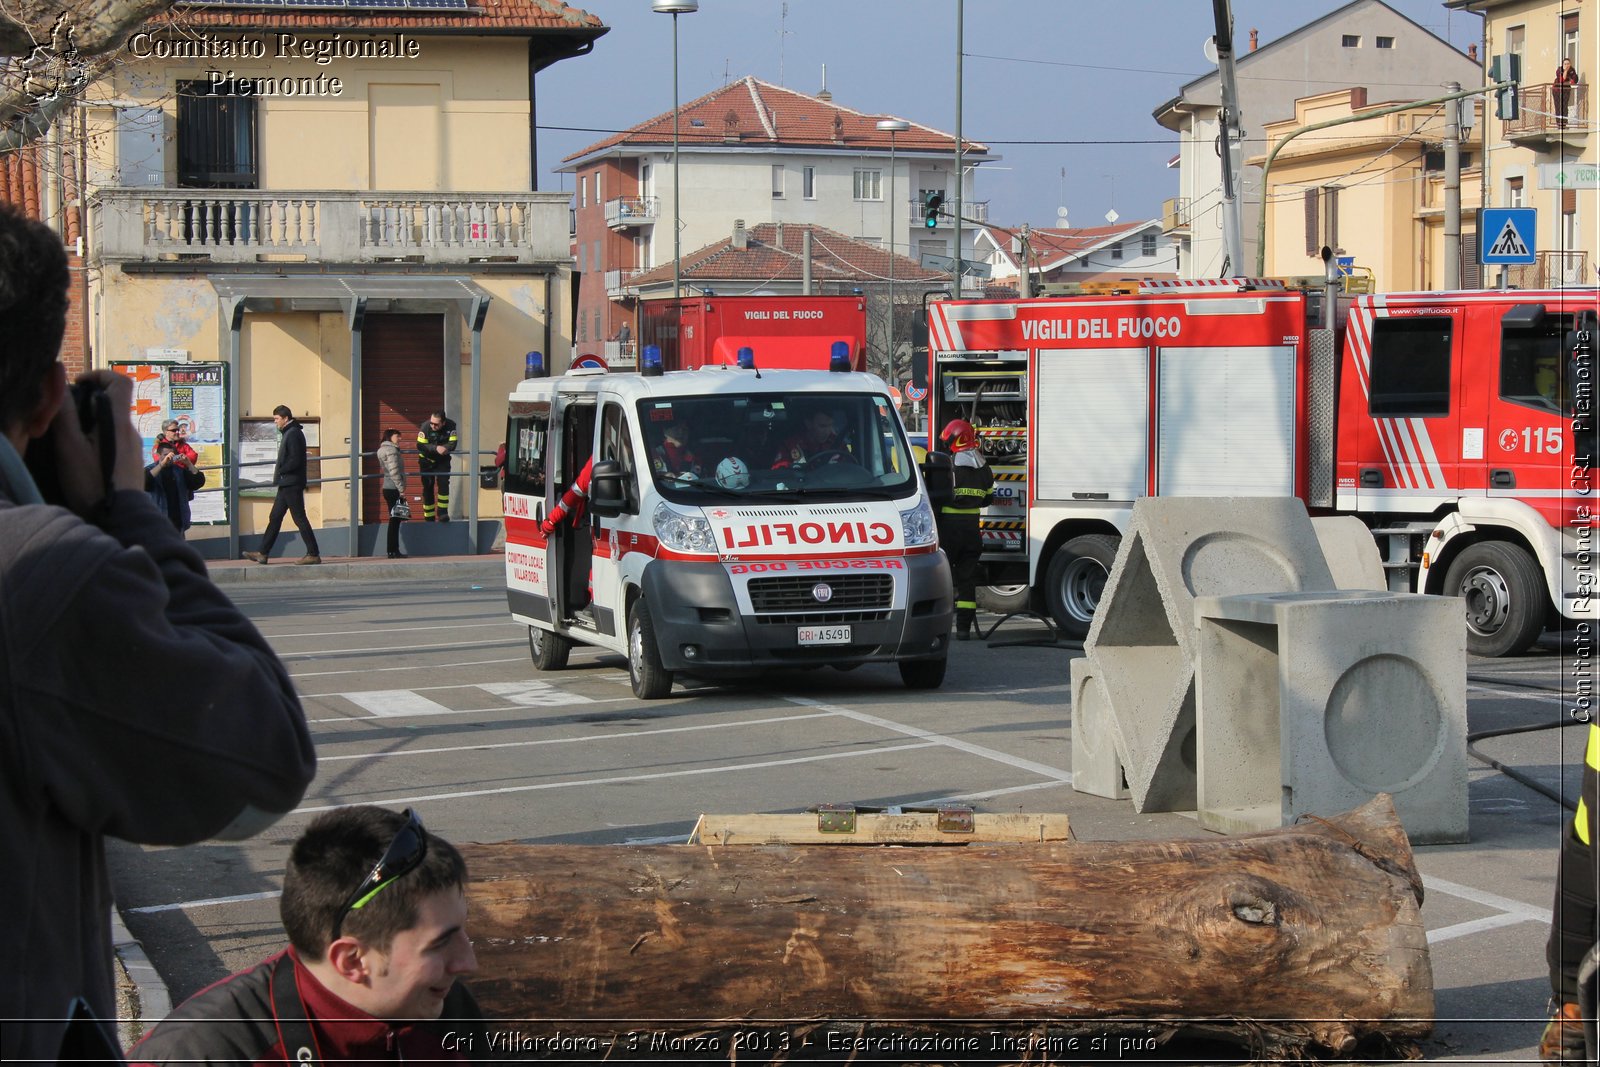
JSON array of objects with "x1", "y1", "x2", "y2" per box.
[
  {"x1": 1085, "y1": 497, "x2": 1336, "y2": 813},
  {"x1": 1311, "y1": 515, "x2": 1385, "y2": 590},
  {"x1": 1193, "y1": 590, "x2": 1467, "y2": 843},
  {"x1": 1069, "y1": 657, "x2": 1130, "y2": 800}
]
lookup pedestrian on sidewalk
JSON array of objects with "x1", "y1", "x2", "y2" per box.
[
  {"x1": 128, "y1": 806, "x2": 487, "y2": 1065},
  {"x1": 0, "y1": 204, "x2": 315, "y2": 1063},
  {"x1": 417, "y1": 410, "x2": 458, "y2": 522},
  {"x1": 244, "y1": 404, "x2": 321, "y2": 565},
  {"x1": 377, "y1": 427, "x2": 409, "y2": 559}
]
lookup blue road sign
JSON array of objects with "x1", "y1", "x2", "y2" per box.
[{"x1": 1480, "y1": 208, "x2": 1537, "y2": 265}]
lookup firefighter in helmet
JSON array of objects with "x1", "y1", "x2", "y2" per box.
[{"x1": 936, "y1": 419, "x2": 994, "y2": 640}]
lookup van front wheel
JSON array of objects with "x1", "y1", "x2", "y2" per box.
[
  {"x1": 899, "y1": 655, "x2": 947, "y2": 690},
  {"x1": 628, "y1": 600, "x2": 675, "y2": 699},
  {"x1": 528, "y1": 626, "x2": 572, "y2": 671}
]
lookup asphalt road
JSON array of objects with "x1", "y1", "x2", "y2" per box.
[{"x1": 107, "y1": 574, "x2": 1587, "y2": 1063}]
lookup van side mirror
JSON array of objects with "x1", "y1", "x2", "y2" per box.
[
  {"x1": 589, "y1": 459, "x2": 625, "y2": 516},
  {"x1": 921, "y1": 450, "x2": 954, "y2": 508}
]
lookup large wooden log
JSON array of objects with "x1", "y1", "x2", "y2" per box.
[{"x1": 462, "y1": 795, "x2": 1431, "y2": 1060}]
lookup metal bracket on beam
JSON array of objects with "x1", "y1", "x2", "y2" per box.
[
  {"x1": 936, "y1": 806, "x2": 976, "y2": 834},
  {"x1": 815, "y1": 804, "x2": 857, "y2": 834}
]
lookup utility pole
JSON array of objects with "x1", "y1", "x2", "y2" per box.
[
  {"x1": 1444, "y1": 82, "x2": 1462, "y2": 290},
  {"x1": 1212, "y1": 0, "x2": 1245, "y2": 278},
  {"x1": 953, "y1": 0, "x2": 964, "y2": 298}
]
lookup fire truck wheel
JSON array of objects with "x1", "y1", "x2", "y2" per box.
[
  {"x1": 1044, "y1": 534, "x2": 1120, "y2": 640},
  {"x1": 899, "y1": 654, "x2": 947, "y2": 689},
  {"x1": 978, "y1": 584, "x2": 1032, "y2": 615},
  {"x1": 1443, "y1": 541, "x2": 1547, "y2": 658},
  {"x1": 628, "y1": 599, "x2": 675, "y2": 699},
  {"x1": 528, "y1": 625, "x2": 573, "y2": 671}
]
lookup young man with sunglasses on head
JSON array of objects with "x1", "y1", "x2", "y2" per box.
[{"x1": 130, "y1": 806, "x2": 488, "y2": 1065}]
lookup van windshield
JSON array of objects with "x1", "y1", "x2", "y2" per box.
[{"x1": 637, "y1": 391, "x2": 918, "y2": 501}]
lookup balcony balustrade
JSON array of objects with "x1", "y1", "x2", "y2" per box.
[
  {"x1": 1505, "y1": 249, "x2": 1589, "y2": 289},
  {"x1": 1505, "y1": 84, "x2": 1590, "y2": 140},
  {"x1": 92, "y1": 189, "x2": 573, "y2": 265},
  {"x1": 604, "y1": 268, "x2": 639, "y2": 297},
  {"x1": 605, "y1": 196, "x2": 658, "y2": 229}
]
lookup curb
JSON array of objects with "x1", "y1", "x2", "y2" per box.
[
  {"x1": 111, "y1": 907, "x2": 171, "y2": 1051},
  {"x1": 206, "y1": 556, "x2": 507, "y2": 585}
]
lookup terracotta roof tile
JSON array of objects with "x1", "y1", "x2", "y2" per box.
[
  {"x1": 158, "y1": 0, "x2": 604, "y2": 35},
  {"x1": 566, "y1": 76, "x2": 987, "y2": 163},
  {"x1": 631, "y1": 222, "x2": 944, "y2": 290}
]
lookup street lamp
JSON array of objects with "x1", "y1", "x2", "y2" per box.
[
  {"x1": 653, "y1": 0, "x2": 698, "y2": 302},
  {"x1": 876, "y1": 119, "x2": 908, "y2": 389}
]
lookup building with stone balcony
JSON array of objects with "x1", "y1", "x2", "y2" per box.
[
  {"x1": 1448, "y1": 0, "x2": 1596, "y2": 289},
  {"x1": 3, "y1": 0, "x2": 603, "y2": 556}
]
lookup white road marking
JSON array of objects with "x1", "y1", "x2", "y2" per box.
[
  {"x1": 266, "y1": 621, "x2": 515, "y2": 640},
  {"x1": 307, "y1": 698, "x2": 630, "y2": 724},
  {"x1": 1467, "y1": 684, "x2": 1567, "y2": 703},
  {"x1": 340, "y1": 690, "x2": 457, "y2": 717},
  {"x1": 127, "y1": 890, "x2": 281, "y2": 915},
  {"x1": 291, "y1": 656, "x2": 524, "y2": 680},
  {"x1": 783, "y1": 695, "x2": 1074, "y2": 785},
  {"x1": 274, "y1": 637, "x2": 522, "y2": 660},
  {"x1": 293, "y1": 740, "x2": 941, "y2": 813},
  {"x1": 1424, "y1": 876, "x2": 1551, "y2": 923},
  {"x1": 476, "y1": 681, "x2": 595, "y2": 706},
  {"x1": 315, "y1": 711, "x2": 836, "y2": 762},
  {"x1": 1428, "y1": 912, "x2": 1544, "y2": 945}
]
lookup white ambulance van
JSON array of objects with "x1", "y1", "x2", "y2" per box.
[{"x1": 502, "y1": 350, "x2": 954, "y2": 698}]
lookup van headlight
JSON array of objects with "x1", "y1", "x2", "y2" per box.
[
  {"x1": 653, "y1": 502, "x2": 718, "y2": 554},
  {"x1": 900, "y1": 496, "x2": 937, "y2": 547}
]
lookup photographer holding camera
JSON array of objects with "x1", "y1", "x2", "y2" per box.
[{"x1": 0, "y1": 205, "x2": 317, "y2": 1062}]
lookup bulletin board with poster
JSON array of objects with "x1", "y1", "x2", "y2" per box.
[
  {"x1": 110, "y1": 362, "x2": 230, "y2": 525},
  {"x1": 239, "y1": 417, "x2": 321, "y2": 498}
]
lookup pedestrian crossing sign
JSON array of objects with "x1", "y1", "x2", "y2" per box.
[{"x1": 1479, "y1": 208, "x2": 1537, "y2": 265}]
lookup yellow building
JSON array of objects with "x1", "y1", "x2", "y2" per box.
[
  {"x1": 1255, "y1": 88, "x2": 1484, "y2": 291},
  {"x1": 1448, "y1": 0, "x2": 1596, "y2": 288},
  {"x1": 61, "y1": 0, "x2": 603, "y2": 556}
]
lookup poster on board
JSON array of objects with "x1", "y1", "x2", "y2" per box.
[{"x1": 110, "y1": 362, "x2": 229, "y2": 525}]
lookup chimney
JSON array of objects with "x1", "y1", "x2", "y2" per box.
[
  {"x1": 775, "y1": 221, "x2": 785, "y2": 248},
  {"x1": 732, "y1": 219, "x2": 747, "y2": 249},
  {"x1": 1468, "y1": 43, "x2": 1478, "y2": 62},
  {"x1": 1249, "y1": 28, "x2": 1258, "y2": 51}
]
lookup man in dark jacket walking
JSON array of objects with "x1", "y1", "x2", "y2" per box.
[
  {"x1": 244, "y1": 404, "x2": 321, "y2": 564},
  {"x1": 417, "y1": 410, "x2": 459, "y2": 522},
  {"x1": 129, "y1": 806, "x2": 487, "y2": 1065}
]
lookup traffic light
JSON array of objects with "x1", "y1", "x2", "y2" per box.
[
  {"x1": 1490, "y1": 53, "x2": 1521, "y2": 121},
  {"x1": 924, "y1": 191, "x2": 945, "y2": 229}
]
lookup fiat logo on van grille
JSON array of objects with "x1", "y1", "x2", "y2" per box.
[{"x1": 811, "y1": 582, "x2": 834, "y2": 603}]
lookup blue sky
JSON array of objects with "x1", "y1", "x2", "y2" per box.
[{"x1": 537, "y1": 0, "x2": 1483, "y2": 229}]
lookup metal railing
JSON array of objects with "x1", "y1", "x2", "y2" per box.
[
  {"x1": 1162, "y1": 196, "x2": 1191, "y2": 232},
  {"x1": 1505, "y1": 250, "x2": 1590, "y2": 289},
  {"x1": 604, "y1": 269, "x2": 640, "y2": 297},
  {"x1": 605, "y1": 340, "x2": 638, "y2": 367},
  {"x1": 604, "y1": 196, "x2": 658, "y2": 228},
  {"x1": 1505, "y1": 83, "x2": 1590, "y2": 138}
]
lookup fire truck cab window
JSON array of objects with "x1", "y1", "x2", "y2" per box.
[
  {"x1": 1368, "y1": 317, "x2": 1452, "y2": 417},
  {"x1": 1501, "y1": 312, "x2": 1575, "y2": 416}
]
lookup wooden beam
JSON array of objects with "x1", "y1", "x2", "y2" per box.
[{"x1": 687, "y1": 810, "x2": 1071, "y2": 845}]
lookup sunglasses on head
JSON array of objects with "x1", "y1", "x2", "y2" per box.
[{"x1": 331, "y1": 808, "x2": 428, "y2": 940}]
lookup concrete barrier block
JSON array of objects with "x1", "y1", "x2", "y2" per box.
[
  {"x1": 1087, "y1": 497, "x2": 1336, "y2": 813},
  {"x1": 1070, "y1": 657, "x2": 1130, "y2": 800},
  {"x1": 1311, "y1": 515, "x2": 1385, "y2": 590},
  {"x1": 1194, "y1": 590, "x2": 1467, "y2": 844}
]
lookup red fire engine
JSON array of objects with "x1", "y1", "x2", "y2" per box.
[
  {"x1": 925, "y1": 281, "x2": 1596, "y2": 656},
  {"x1": 638, "y1": 295, "x2": 867, "y2": 372}
]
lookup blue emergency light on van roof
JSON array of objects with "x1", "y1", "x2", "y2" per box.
[
  {"x1": 737, "y1": 346, "x2": 756, "y2": 369},
  {"x1": 524, "y1": 351, "x2": 545, "y2": 379},
  {"x1": 641, "y1": 344, "x2": 664, "y2": 377},
  {"x1": 829, "y1": 341, "x2": 852, "y2": 373}
]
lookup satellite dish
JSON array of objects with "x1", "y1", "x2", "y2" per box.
[
  {"x1": 1056, "y1": 206, "x2": 1069, "y2": 226},
  {"x1": 1202, "y1": 37, "x2": 1219, "y2": 66},
  {"x1": 1105, "y1": 208, "x2": 1120, "y2": 224}
]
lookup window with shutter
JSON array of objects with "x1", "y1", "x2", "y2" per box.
[{"x1": 1304, "y1": 188, "x2": 1320, "y2": 256}]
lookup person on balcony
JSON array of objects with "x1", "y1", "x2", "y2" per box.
[{"x1": 1554, "y1": 58, "x2": 1580, "y2": 129}]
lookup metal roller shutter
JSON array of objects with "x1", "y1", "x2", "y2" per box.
[{"x1": 362, "y1": 314, "x2": 444, "y2": 523}]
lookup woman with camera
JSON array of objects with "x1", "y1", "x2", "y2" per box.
[{"x1": 377, "y1": 427, "x2": 409, "y2": 559}]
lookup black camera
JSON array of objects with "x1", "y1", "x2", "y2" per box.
[{"x1": 23, "y1": 380, "x2": 117, "y2": 508}]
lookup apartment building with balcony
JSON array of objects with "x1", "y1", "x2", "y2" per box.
[
  {"x1": 1255, "y1": 88, "x2": 1485, "y2": 290},
  {"x1": 1448, "y1": 0, "x2": 1595, "y2": 288},
  {"x1": 30, "y1": 0, "x2": 605, "y2": 555},
  {"x1": 560, "y1": 76, "x2": 992, "y2": 360},
  {"x1": 1153, "y1": 0, "x2": 1481, "y2": 279}
]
